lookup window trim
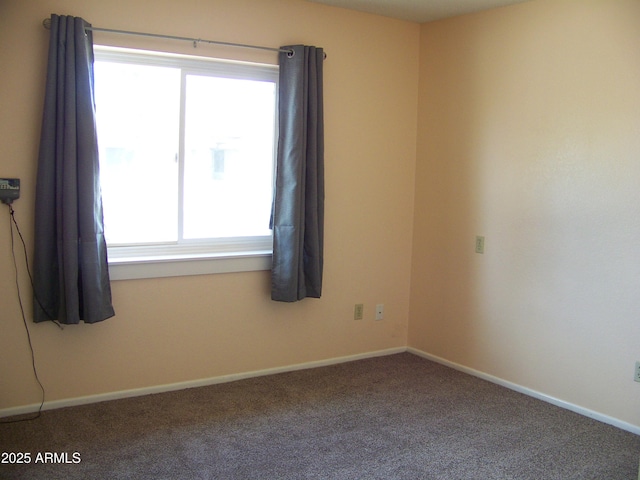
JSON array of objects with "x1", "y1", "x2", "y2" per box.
[
  {"x1": 108, "y1": 253, "x2": 272, "y2": 280},
  {"x1": 94, "y1": 46, "x2": 278, "y2": 280}
]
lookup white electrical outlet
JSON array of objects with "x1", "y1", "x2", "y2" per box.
[
  {"x1": 375, "y1": 304, "x2": 384, "y2": 321},
  {"x1": 354, "y1": 304, "x2": 363, "y2": 320},
  {"x1": 634, "y1": 361, "x2": 640, "y2": 383},
  {"x1": 475, "y1": 235, "x2": 485, "y2": 254}
]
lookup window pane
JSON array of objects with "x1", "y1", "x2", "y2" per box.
[
  {"x1": 95, "y1": 61, "x2": 180, "y2": 244},
  {"x1": 183, "y1": 75, "x2": 276, "y2": 239}
]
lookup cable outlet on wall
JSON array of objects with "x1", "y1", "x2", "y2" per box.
[
  {"x1": 0, "y1": 178, "x2": 20, "y2": 205},
  {"x1": 634, "y1": 361, "x2": 640, "y2": 383},
  {"x1": 375, "y1": 304, "x2": 384, "y2": 321}
]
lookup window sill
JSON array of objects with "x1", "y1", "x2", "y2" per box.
[{"x1": 108, "y1": 251, "x2": 272, "y2": 281}]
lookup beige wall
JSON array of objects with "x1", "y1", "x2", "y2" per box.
[
  {"x1": 0, "y1": 0, "x2": 418, "y2": 410},
  {"x1": 410, "y1": 0, "x2": 640, "y2": 428}
]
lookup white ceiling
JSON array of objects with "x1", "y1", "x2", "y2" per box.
[{"x1": 306, "y1": 0, "x2": 532, "y2": 23}]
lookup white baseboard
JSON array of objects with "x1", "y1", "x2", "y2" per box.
[
  {"x1": 0, "y1": 347, "x2": 406, "y2": 419},
  {"x1": 407, "y1": 347, "x2": 640, "y2": 436},
  {"x1": 4, "y1": 345, "x2": 638, "y2": 438}
]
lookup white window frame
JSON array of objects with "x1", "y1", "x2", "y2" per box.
[{"x1": 94, "y1": 46, "x2": 277, "y2": 280}]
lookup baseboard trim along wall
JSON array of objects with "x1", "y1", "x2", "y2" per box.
[
  {"x1": 0, "y1": 347, "x2": 406, "y2": 419},
  {"x1": 3, "y1": 345, "x2": 638, "y2": 437},
  {"x1": 406, "y1": 347, "x2": 640, "y2": 436}
]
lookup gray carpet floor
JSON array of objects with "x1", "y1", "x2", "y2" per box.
[{"x1": 1, "y1": 353, "x2": 639, "y2": 479}]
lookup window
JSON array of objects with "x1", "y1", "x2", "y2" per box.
[{"x1": 93, "y1": 47, "x2": 278, "y2": 279}]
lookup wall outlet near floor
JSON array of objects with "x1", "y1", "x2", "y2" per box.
[
  {"x1": 375, "y1": 304, "x2": 384, "y2": 321},
  {"x1": 634, "y1": 361, "x2": 640, "y2": 383},
  {"x1": 354, "y1": 304, "x2": 364, "y2": 320}
]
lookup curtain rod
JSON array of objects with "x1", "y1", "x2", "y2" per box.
[{"x1": 42, "y1": 18, "x2": 294, "y2": 55}]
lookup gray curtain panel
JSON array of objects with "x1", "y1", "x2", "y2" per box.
[
  {"x1": 33, "y1": 15, "x2": 115, "y2": 324},
  {"x1": 271, "y1": 45, "x2": 325, "y2": 302}
]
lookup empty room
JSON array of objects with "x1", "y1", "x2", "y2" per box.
[{"x1": 1, "y1": 0, "x2": 639, "y2": 478}]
